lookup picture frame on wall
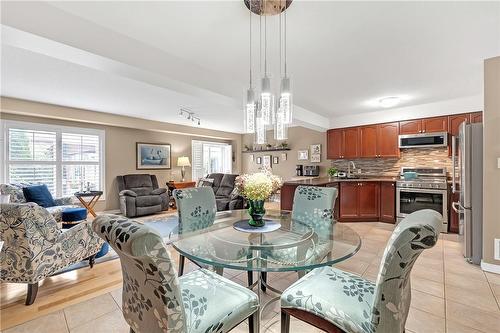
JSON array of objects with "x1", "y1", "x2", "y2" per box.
[
  {"x1": 273, "y1": 156, "x2": 279, "y2": 164},
  {"x1": 310, "y1": 144, "x2": 321, "y2": 155},
  {"x1": 281, "y1": 153, "x2": 287, "y2": 161},
  {"x1": 262, "y1": 155, "x2": 272, "y2": 168},
  {"x1": 311, "y1": 154, "x2": 321, "y2": 163},
  {"x1": 249, "y1": 154, "x2": 254, "y2": 162},
  {"x1": 298, "y1": 150, "x2": 309, "y2": 160},
  {"x1": 256, "y1": 156, "x2": 262, "y2": 164},
  {"x1": 136, "y1": 142, "x2": 171, "y2": 169}
]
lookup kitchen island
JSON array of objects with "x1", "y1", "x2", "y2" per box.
[{"x1": 281, "y1": 176, "x2": 398, "y2": 223}]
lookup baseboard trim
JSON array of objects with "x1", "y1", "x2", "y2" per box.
[{"x1": 480, "y1": 260, "x2": 500, "y2": 274}]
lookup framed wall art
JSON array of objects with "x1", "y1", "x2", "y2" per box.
[
  {"x1": 256, "y1": 157, "x2": 262, "y2": 164},
  {"x1": 310, "y1": 144, "x2": 321, "y2": 155},
  {"x1": 298, "y1": 150, "x2": 309, "y2": 160},
  {"x1": 273, "y1": 156, "x2": 279, "y2": 164},
  {"x1": 311, "y1": 154, "x2": 321, "y2": 163},
  {"x1": 262, "y1": 155, "x2": 272, "y2": 168},
  {"x1": 136, "y1": 142, "x2": 171, "y2": 169}
]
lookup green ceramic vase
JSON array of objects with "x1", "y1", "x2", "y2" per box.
[{"x1": 248, "y1": 199, "x2": 266, "y2": 227}]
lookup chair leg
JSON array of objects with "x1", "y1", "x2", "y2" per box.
[
  {"x1": 261, "y1": 272, "x2": 267, "y2": 292},
  {"x1": 248, "y1": 311, "x2": 260, "y2": 333},
  {"x1": 130, "y1": 328, "x2": 135, "y2": 333},
  {"x1": 248, "y1": 271, "x2": 253, "y2": 287},
  {"x1": 25, "y1": 282, "x2": 39, "y2": 305},
  {"x1": 297, "y1": 270, "x2": 306, "y2": 279},
  {"x1": 215, "y1": 266, "x2": 224, "y2": 276},
  {"x1": 281, "y1": 310, "x2": 290, "y2": 333},
  {"x1": 178, "y1": 254, "x2": 185, "y2": 276},
  {"x1": 88, "y1": 254, "x2": 96, "y2": 269}
]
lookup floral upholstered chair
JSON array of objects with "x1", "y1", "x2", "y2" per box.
[
  {"x1": 0, "y1": 203, "x2": 103, "y2": 305},
  {"x1": 92, "y1": 214, "x2": 259, "y2": 333},
  {"x1": 280, "y1": 209, "x2": 442, "y2": 333},
  {"x1": 0, "y1": 183, "x2": 78, "y2": 223}
]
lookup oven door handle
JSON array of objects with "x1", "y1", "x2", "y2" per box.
[{"x1": 397, "y1": 187, "x2": 447, "y2": 194}]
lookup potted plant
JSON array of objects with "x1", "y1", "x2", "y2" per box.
[
  {"x1": 244, "y1": 144, "x2": 251, "y2": 151},
  {"x1": 265, "y1": 143, "x2": 273, "y2": 150},
  {"x1": 327, "y1": 167, "x2": 338, "y2": 179},
  {"x1": 235, "y1": 171, "x2": 282, "y2": 227},
  {"x1": 280, "y1": 142, "x2": 289, "y2": 149}
]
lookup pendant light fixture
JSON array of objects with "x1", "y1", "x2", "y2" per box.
[
  {"x1": 279, "y1": 5, "x2": 292, "y2": 125},
  {"x1": 244, "y1": 0, "x2": 256, "y2": 134},
  {"x1": 259, "y1": 1, "x2": 274, "y2": 126}
]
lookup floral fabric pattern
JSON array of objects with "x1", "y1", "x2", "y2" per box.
[
  {"x1": 281, "y1": 209, "x2": 442, "y2": 333},
  {"x1": 92, "y1": 214, "x2": 258, "y2": 333},
  {"x1": 0, "y1": 203, "x2": 103, "y2": 284},
  {"x1": 173, "y1": 187, "x2": 217, "y2": 233}
]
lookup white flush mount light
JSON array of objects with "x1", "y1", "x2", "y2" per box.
[{"x1": 378, "y1": 96, "x2": 401, "y2": 108}]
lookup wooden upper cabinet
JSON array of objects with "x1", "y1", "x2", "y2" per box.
[
  {"x1": 327, "y1": 129, "x2": 343, "y2": 159},
  {"x1": 448, "y1": 113, "x2": 470, "y2": 136},
  {"x1": 342, "y1": 128, "x2": 360, "y2": 159},
  {"x1": 422, "y1": 116, "x2": 448, "y2": 133},
  {"x1": 359, "y1": 125, "x2": 378, "y2": 158},
  {"x1": 377, "y1": 122, "x2": 400, "y2": 157},
  {"x1": 399, "y1": 119, "x2": 422, "y2": 135},
  {"x1": 470, "y1": 111, "x2": 483, "y2": 123}
]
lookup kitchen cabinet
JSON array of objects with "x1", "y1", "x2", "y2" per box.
[
  {"x1": 399, "y1": 119, "x2": 422, "y2": 135},
  {"x1": 380, "y1": 182, "x2": 396, "y2": 223},
  {"x1": 449, "y1": 190, "x2": 460, "y2": 233},
  {"x1": 339, "y1": 181, "x2": 380, "y2": 221},
  {"x1": 448, "y1": 113, "x2": 470, "y2": 136},
  {"x1": 377, "y1": 122, "x2": 400, "y2": 157},
  {"x1": 327, "y1": 129, "x2": 343, "y2": 159},
  {"x1": 359, "y1": 125, "x2": 378, "y2": 158},
  {"x1": 422, "y1": 116, "x2": 448, "y2": 133},
  {"x1": 470, "y1": 111, "x2": 483, "y2": 123},
  {"x1": 343, "y1": 128, "x2": 360, "y2": 158}
]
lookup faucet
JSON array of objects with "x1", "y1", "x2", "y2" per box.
[{"x1": 347, "y1": 161, "x2": 356, "y2": 178}]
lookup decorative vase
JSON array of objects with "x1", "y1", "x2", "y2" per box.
[{"x1": 248, "y1": 199, "x2": 266, "y2": 227}]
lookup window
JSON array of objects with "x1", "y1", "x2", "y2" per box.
[
  {"x1": 191, "y1": 140, "x2": 232, "y2": 180},
  {"x1": 3, "y1": 121, "x2": 105, "y2": 197}
]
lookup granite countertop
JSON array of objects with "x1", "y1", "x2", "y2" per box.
[{"x1": 283, "y1": 176, "x2": 398, "y2": 185}]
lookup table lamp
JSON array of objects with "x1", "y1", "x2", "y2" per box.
[{"x1": 177, "y1": 156, "x2": 191, "y2": 182}]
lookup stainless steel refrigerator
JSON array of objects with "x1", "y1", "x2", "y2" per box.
[{"x1": 452, "y1": 122, "x2": 483, "y2": 265}]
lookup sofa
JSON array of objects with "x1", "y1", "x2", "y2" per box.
[
  {"x1": 0, "y1": 203, "x2": 103, "y2": 305},
  {"x1": 0, "y1": 183, "x2": 79, "y2": 222},
  {"x1": 117, "y1": 174, "x2": 169, "y2": 217},
  {"x1": 202, "y1": 173, "x2": 245, "y2": 211}
]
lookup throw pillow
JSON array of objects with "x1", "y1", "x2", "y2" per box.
[
  {"x1": 22, "y1": 185, "x2": 56, "y2": 207},
  {"x1": 197, "y1": 178, "x2": 214, "y2": 187}
]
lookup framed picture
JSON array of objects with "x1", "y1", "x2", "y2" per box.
[
  {"x1": 256, "y1": 157, "x2": 262, "y2": 164},
  {"x1": 281, "y1": 153, "x2": 287, "y2": 161},
  {"x1": 273, "y1": 156, "x2": 279, "y2": 164},
  {"x1": 262, "y1": 155, "x2": 272, "y2": 168},
  {"x1": 310, "y1": 144, "x2": 321, "y2": 155},
  {"x1": 298, "y1": 150, "x2": 309, "y2": 160},
  {"x1": 136, "y1": 142, "x2": 171, "y2": 169},
  {"x1": 249, "y1": 154, "x2": 254, "y2": 162},
  {"x1": 311, "y1": 154, "x2": 321, "y2": 163}
]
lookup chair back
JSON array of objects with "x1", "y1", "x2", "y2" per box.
[
  {"x1": 371, "y1": 209, "x2": 441, "y2": 333},
  {"x1": 292, "y1": 186, "x2": 337, "y2": 230},
  {"x1": 173, "y1": 187, "x2": 217, "y2": 233},
  {"x1": 117, "y1": 174, "x2": 159, "y2": 196},
  {"x1": 0, "y1": 203, "x2": 61, "y2": 281},
  {"x1": 92, "y1": 215, "x2": 185, "y2": 332}
]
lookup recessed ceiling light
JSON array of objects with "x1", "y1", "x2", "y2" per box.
[{"x1": 378, "y1": 96, "x2": 401, "y2": 108}]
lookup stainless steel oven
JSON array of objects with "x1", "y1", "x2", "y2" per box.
[{"x1": 396, "y1": 187, "x2": 448, "y2": 224}]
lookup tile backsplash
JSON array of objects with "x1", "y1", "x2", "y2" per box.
[{"x1": 330, "y1": 148, "x2": 453, "y2": 176}]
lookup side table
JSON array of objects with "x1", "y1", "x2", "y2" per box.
[
  {"x1": 74, "y1": 191, "x2": 103, "y2": 218},
  {"x1": 166, "y1": 181, "x2": 196, "y2": 208}
]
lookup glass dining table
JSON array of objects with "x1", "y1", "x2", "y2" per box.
[{"x1": 167, "y1": 209, "x2": 361, "y2": 318}]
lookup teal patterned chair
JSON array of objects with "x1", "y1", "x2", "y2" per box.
[
  {"x1": 280, "y1": 209, "x2": 442, "y2": 333},
  {"x1": 93, "y1": 214, "x2": 259, "y2": 333}
]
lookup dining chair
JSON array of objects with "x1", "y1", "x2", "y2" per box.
[
  {"x1": 93, "y1": 214, "x2": 260, "y2": 333},
  {"x1": 280, "y1": 209, "x2": 442, "y2": 333}
]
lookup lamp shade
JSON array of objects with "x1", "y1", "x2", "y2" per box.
[{"x1": 177, "y1": 156, "x2": 191, "y2": 167}]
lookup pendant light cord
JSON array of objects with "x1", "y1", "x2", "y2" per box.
[
  {"x1": 284, "y1": 4, "x2": 287, "y2": 76},
  {"x1": 249, "y1": 0, "x2": 252, "y2": 87},
  {"x1": 279, "y1": 0, "x2": 282, "y2": 78},
  {"x1": 264, "y1": 0, "x2": 267, "y2": 76}
]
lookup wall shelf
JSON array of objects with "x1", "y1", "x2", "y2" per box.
[{"x1": 242, "y1": 148, "x2": 291, "y2": 153}]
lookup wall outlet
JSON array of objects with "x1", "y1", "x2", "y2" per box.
[{"x1": 495, "y1": 239, "x2": 500, "y2": 261}]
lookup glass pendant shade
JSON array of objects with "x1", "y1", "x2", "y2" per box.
[
  {"x1": 244, "y1": 88, "x2": 256, "y2": 133},
  {"x1": 279, "y1": 76, "x2": 293, "y2": 124},
  {"x1": 274, "y1": 109, "x2": 288, "y2": 140},
  {"x1": 254, "y1": 116, "x2": 267, "y2": 144},
  {"x1": 260, "y1": 76, "x2": 274, "y2": 125}
]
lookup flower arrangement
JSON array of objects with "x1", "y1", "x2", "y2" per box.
[{"x1": 235, "y1": 171, "x2": 282, "y2": 201}]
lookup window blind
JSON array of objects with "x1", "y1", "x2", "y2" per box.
[{"x1": 191, "y1": 140, "x2": 232, "y2": 181}]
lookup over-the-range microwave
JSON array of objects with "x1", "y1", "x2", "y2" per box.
[{"x1": 398, "y1": 132, "x2": 448, "y2": 148}]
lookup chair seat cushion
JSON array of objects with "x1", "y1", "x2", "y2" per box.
[
  {"x1": 135, "y1": 195, "x2": 162, "y2": 207},
  {"x1": 22, "y1": 185, "x2": 55, "y2": 207},
  {"x1": 179, "y1": 269, "x2": 258, "y2": 333},
  {"x1": 46, "y1": 205, "x2": 80, "y2": 222},
  {"x1": 61, "y1": 207, "x2": 88, "y2": 222},
  {"x1": 281, "y1": 266, "x2": 375, "y2": 333}
]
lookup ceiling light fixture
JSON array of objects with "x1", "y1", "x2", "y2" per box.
[
  {"x1": 179, "y1": 108, "x2": 201, "y2": 126},
  {"x1": 378, "y1": 96, "x2": 401, "y2": 108}
]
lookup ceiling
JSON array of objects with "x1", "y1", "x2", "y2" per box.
[{"x1": 1, "y1": 1, "x2": 499, "y2": 133}]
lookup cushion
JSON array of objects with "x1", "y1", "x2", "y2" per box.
[
  {"x1": 197, "y1": 177, "x2": 214, "y2": 187},
  {"x1": 216, "y1": 198, "x2": 231, "y2": 211},
  {"x1": 123, "y1": 174, "x2": 154, "y2": 188},
  {"x1": 215, "y1": 174, "x2": 238, "y2": 197},
  {"x1": 129, "y1": 187, "x2": 153, "y2": 196},
  {"x1": 22, "y1": 185, "x2": 55, "y2": 207},
  {"x1": 281, "y1": 266, "x2": 375, "y2": 333},
  {"x1": 46, "y1": 205, "x2": 80, "y2": 222},
  {"x1": 61, "y1": 207, "x2": 88, "y2": 222},
  {"x1": 0, "y1": 183, "x2": 27, "y2": 203},
  {"x1": 135, "y1": 195, "x2": 162, "y2": 207}
]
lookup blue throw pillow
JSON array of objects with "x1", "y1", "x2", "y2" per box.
[{"x1": 22, "y1": 185, "x2": 55, "y2": 207}]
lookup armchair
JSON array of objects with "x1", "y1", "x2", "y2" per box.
[
  {"x1": 0, "y1": 203, "x2": 103, "y2": 305},
  {"x1": 117, "y1": 174, "x2": 169, "y2": 217},
  {"x1": 204, "y1": 173, "x2": 245, "y2": 211}
]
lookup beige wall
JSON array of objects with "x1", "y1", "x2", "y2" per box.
[
  {"x1": 483, "y1": 56, "x2": 500, "y2": 266},
  {"x1": 0, "y1": 97, "x2": 242, "y2": 211},
  {"x1": 242, "y1": 126, "x2": 329, "y2": 180}
]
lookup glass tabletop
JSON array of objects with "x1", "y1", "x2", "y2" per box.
[{"x1": 169, "y1": 209, "x2": 361, "y2": 272}]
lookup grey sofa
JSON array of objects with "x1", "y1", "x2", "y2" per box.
[
  {"x1": 117, "y1": 174, "x2": 169, "y2": 217},
  {"x1": 204, "y1": 173, "x2": 245, "y2": 211}
]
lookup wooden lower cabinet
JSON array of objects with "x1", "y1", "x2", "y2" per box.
[
  {"x1": 339, "y1": 183, "x2": 359, "y2": 219},
  {"x1": 339, "y1": 182, "x2": 380, "y2": 222},
  {"x1": 379, "y1": 182, "x2": 396, "y2": 223},
  {"x1": 358, "y1": 182, "x2": 380, "y2": 219}
]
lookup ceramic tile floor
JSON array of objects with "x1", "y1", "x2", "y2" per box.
[{"x1": 4, "y1": 222, "x2": 500, "y2": 333}]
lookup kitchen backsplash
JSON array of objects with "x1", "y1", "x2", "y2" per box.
[{"x1": 330, "y1": 147, "x2": 453, "y2": 176}]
